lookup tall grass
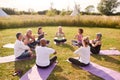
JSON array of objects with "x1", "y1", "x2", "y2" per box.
[{"x1": 0, "y1": 15, "x2": 120, "y2": 29}]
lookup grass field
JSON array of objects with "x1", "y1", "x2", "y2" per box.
[
  {"x1": 0, "y1": 15, "x2": 120, "y2": 29},
  {"x1": 0, "y1": 26, "x2": 120, "y2": 80}
]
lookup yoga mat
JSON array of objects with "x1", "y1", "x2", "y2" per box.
[
  {"x1": 20, "y1": 63, "x2": 57, "y2": 80},
  {"x1": 67, "y1": 59, "x2": 120, "y2": 80},
  {"x1": 0, "y1": 55, "x2": 32, "y2": 63},
  {"x1": 99, "y1": 50, "x2": 120, "y2": 55},
  {"x1": 3, "y1": 43, "x2": 14, "y2": 48}
]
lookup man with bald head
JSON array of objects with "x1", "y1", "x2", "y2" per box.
[{"x1": 35, "y1": 38, "x2": 57, "y2": 68}]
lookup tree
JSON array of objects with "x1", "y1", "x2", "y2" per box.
[
  {"x1": 85, "y1": 5, "x2": 95, "y2": 13},
  {"x1": 97, "y1": 0, "x2": 120, "y2": 15}
]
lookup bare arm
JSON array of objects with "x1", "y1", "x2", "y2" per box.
[{"x1": 91, "y1": 41, "x2": 101, "y2": 47}]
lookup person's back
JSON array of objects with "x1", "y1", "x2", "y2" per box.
[
  {"x1": 69, "y1": 36, "x2": 90, "y2": 67},
  {"x1": 35, "y1": 46, "x2": 54, "y2": 66},
  {"x1": 75, "y1": 46, "x2": 90, "y2": 64},
  {"x1": 35, "y1": 38, "x2": 57, "y2": 68}
]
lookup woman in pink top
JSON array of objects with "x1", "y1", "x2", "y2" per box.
[{"x1": 72, "y1": 28, "x2": 83, "y2": 47}]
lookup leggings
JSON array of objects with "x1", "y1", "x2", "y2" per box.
[
  {"x1": 36, "y1": 56, "x2": 57, "y2": 69},
  {"x1": 54, "y1": 39, "x2": 67, "y2": 43},
  {"x1": 68, "y1": 58, "x2": 89, "y2": 67}
]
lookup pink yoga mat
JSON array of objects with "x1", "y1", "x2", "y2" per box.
[
  {"x1": 0, "y1": 55, "x2": 32, "y2": 63},
  {"x1": 20, "y1": 63, "x2": 57, "y2": 80},
  {"x1": 67, "y1": 59, "x2": 120, "y2": 80},
  {"x1": 99, "y1": 50, "x2": 120, "y2": 55}
]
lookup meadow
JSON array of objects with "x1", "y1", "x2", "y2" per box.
[
  {"x1": 0, "y1": 15, "x2": 120, "y2": 29},
  {"x1": 0, "y1": 26, "x2": 120, "y2": 80}
]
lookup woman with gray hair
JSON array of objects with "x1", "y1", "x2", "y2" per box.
[{"x1": 89, "y1": 33, "x2": 102, "y2": 54}]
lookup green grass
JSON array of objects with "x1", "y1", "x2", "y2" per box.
[{"x1": 0, "y1": 26, "x2": 120, "y2": 80}]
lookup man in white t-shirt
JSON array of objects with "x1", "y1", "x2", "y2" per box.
[
  {"x1": 35, "y1": 38, "x2": 57, "y2": 68},
  {"x1": 14, "y1": 33, "x2": 33, "y2": 59},
  {"x1": 68, "y1": 37, "x2": 90, "y2": 67}
]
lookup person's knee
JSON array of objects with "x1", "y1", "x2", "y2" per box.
[
  {"x1": 68, "y1": 58, "x2": 73, "y2": 62},
  {"x1": 54, "y1": 56, "x2": 57, "y2": 60}
]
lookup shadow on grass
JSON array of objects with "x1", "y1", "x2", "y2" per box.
[
  {"x1": 14, "y1": 58, "x2": 35, "y2": 78},
  {"x1": 48, "y1": 65, "x2": 69, "y2": 80},
  {"x1": 91, "y1": 54, "x2": 120, "y2": 64},
  {"x1": 57, "y1": 43, "x2": 75, "y2": 51}
]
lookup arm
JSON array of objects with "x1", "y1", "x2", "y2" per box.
[
  {"x1": 91, "y1": 41, "x2": 101, "y2": 47},
  {"x1": 74, "y1": 34, "x2": 77, "y2": 39},
  {"x1": 53, "y1": 51, "x2": 57, "y2": 54},
  {"x1": 19, "y1": 41, "x2": 30, "y2": 50},
  {"x1": 74, "y1": 48, "x2": 82, "y2": 54}
]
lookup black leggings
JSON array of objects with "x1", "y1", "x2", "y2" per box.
[
  {"x1": 36, "y1": 56, "x2": 57, "y2": 69},
  {"x1": 68, "y1": 58, "x2": 89, "y2": 67},
  {"x1": 54, "y1": 39, "x2": 67, "y2": 43}
]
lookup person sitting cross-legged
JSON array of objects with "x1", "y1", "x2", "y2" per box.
[
  {"x1": 14, "y1": 32, "x2": 33, "y2": 59},
  {"x1": 68, "y1": 36, "x2": 90, "y2": 67},
  {"x1": 89, "y1": 33, "x2": 102, "y2": 54},
  {"x1": 54, "y1": 26, "x2": 67, "y2": 45},
  {"x1": 35, "y1": 38, "x2": 57, "y2": 69}
]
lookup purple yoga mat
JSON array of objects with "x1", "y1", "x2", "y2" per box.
[
  {"x1": 99, "y1": 50, "x2": 120, "y2": 55},
  {"x1": 20, "y1": 63, "x2": 57, "y2": 80},
  {"x1": 0, "y1": 55, "x2": 32, "y2": 63},
  {"x1": 67, "y1": 59, "x2": 120, "y2": 80},
  {"x1": 82, "y1": 62, "x2": 120, "y2": 80}
]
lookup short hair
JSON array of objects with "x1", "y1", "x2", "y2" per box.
[
  {"x1": 96, "y1": 33, "x2": 102, "y2": 37},
  {"x1": 40, "y1": 38, "x2": 47, "y2": 47},
  {"x1": 78, "y1": 28, "x2": 83, "y2": 34},
  {"x1": 16, "y1": 32, "x2": 22, "y2": 39}
]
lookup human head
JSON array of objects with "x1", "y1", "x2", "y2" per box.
[
  {"x1": 38, "y1": 27, "x2": 42, "y2": 34},
  {"x1": 78, "y1": 28, "x2": 83, "y2": 34},
  {"x1": 16, "y1": 32, "x2": 23, "y2": 40},
  {"x1": 40, "y1": 38, "x2": 47, "y2": 47},
  {"x1": 26, "y1": 29, "x2": 32, "y2": 36},
  {"x1": 96, "y1": 33, "x2": 102, "y2": 40},
  {"x1": 58, "y1": 26, "x2": 62, "y2": 32},
  {"x1": 82, "y1": 36, "x2": 89, "y2": 47}
]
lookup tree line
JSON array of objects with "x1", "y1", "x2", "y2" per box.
[{"x1": 1, "y1": 0, "x2": 120, "y2": 16}]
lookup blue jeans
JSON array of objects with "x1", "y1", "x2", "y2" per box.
[{"x1": 16, "y1": 50, "x2": 31, "y2": 59}]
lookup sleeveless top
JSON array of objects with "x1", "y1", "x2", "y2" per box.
[{"x1": 56, "y1": 32, "x2": 64, "y2": 40}]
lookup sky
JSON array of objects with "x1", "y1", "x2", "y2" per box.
[{"x1": 0, "y1": 0, "x2": 119, "y2": 12}]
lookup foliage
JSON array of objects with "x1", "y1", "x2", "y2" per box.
[
  {"x1": 46, "y1": 9, "x2": 58, "y2": 16},
  {"x1": 85, "y1": 5, "x2": 95, "y2": 13},
  {"x1": 97, "y1": 0, "x2": 120, "y2": 15}
]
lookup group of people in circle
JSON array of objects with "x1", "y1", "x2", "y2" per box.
[{"x1": 14, "y1": 26, "x2": 102, "y2": 68}]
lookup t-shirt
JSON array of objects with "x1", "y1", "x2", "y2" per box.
[
  {"x1": 35, "y1": 46, "x2": 55, "y2": 66},
  {"x1": 77, "y1": 34, "x2": 83, "y2": 42},
  {"x1": 74, "y1": 46, "x2": 90, "y2": 64},
  {"x1": 14, "y1": 40, "x2": 30, "y2": 58}
]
